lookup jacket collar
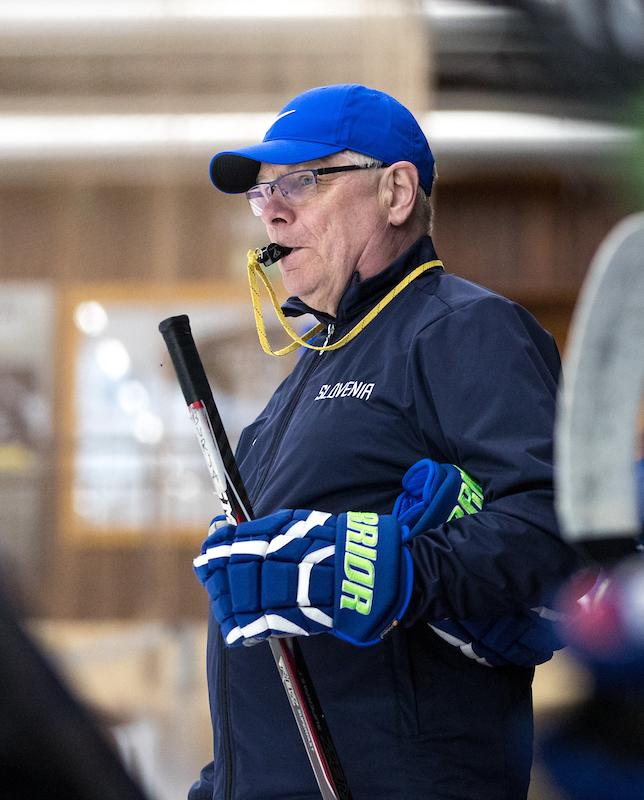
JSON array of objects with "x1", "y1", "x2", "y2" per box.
[{"x1": 282, "y1": 235, "x2": 442, "y2": 324}]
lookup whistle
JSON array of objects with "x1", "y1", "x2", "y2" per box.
[{"x1": 255, "y1": 242, "x2": 293, "y2": 267}]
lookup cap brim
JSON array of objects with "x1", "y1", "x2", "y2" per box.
[{"x1": 210, "y1": 139, "x2": 343, "y2": 193}]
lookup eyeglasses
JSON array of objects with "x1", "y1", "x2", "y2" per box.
[{"x1": 246, "y1": 164, "x2": 388, "y2": 216}]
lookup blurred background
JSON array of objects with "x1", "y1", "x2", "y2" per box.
[{"x1": 1, "y1": 1, "x2": 643, "y2": 798}]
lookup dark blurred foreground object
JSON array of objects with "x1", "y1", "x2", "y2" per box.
[
  {"x1": 540, "y1": 461, "x2": 644, "y2": 799},
  {"x1": 541, "y1": 552, "x2": 644, "y2": 800},
  {"x1": 499, "y1": 0, "x2": 644, "y2": 104},
  {"x1": 0, "y1": 583, "x2": 149, "y2": 800}
]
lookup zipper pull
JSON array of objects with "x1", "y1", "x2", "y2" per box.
[{"x1": 319, "y1": 323, "x2": 335, "y2": 355}]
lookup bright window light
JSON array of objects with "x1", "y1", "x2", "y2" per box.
[
  {"x1": 95, "y1": 338, "x2": 131, "y2": 380},
  {"x1": 0, "y1": 112, "x2": 634, "y2": 160},
  {"x1": 132, "y1": 410, "x2": 164, "y2": 445},
  {"x1": 423, "y1": 0, "x2": 514, "y2": 21},
  {"x1": 0, "y1": 1, "x2": 392, "y2": 22},
  {"x1": 74, "y1": 301, "x2": 108, "y2": 336},
  {"x1": 419, "y1": 111, "x2": 634, "y2": 154},
  {"x1": 0, "y1": 113, "x2": 273, "y2": 156},
  {"x1": 117, "y1": 380, "x2": 150, "y2": 416}
]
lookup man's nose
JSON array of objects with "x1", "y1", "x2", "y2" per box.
[{"x1": 261, "y1": 187, "x2": 295, "y2": 225}]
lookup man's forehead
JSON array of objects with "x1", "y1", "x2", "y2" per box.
[{"x1": 256, "y1": 155, "x2": 343, "y2": 183}]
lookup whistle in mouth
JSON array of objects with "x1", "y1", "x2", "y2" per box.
[{"x1": 255, "y1": 243, "x2": 293, "y2": 267}]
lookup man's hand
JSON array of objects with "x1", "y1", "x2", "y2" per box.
[
  {"x1": 194, "y1": 510, "x2": 410, "y2": 647},
  {"x1": 392, "y1": 458, "x2": 482, "y2": 533},
  {"x1": 394, "y1": 458, "x2": 566, "y2": 667},
  {"x1": 194, "y1": 461, "x2": 470, "y2": 648}
]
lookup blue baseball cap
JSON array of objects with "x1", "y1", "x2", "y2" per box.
[{"x1": 210, "y1": 83, "x2": 435, "y2": 195}]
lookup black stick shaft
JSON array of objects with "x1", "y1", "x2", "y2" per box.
[
  {"x1": 159, "y1": 314, "x2": 352, "y2": 800},
  {"x1": 159, "y1": 314, "x2": 253, "y2": 521}
]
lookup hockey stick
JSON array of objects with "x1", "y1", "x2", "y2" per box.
[
  {"x1": 159, "y1": 314, "x2": 352, "y2": 800},
  {"x1": 555, "y1": 212, "x2": 644, "y2": 557}
]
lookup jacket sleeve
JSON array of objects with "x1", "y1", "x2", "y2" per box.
[
  {"x1": 188, "y1": 761, "x2": 214, "y2": 800},
  {"x1": 405, "y1": 294, "x2": 583, "y2": 624}
]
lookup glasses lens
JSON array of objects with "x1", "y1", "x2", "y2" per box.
[
  {"x1": 246, "y1": 185, "x2": 269, "y2": 217},
  {"x1": 279, "y1": 170, "x2": 317, "y2": 203},
  {"x1": 246, "y1": 170, "x2": 318, "y2": 216}
]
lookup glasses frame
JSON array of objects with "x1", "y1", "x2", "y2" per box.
[{"x1": 246, "y1": 163, "x2": 389, "y2": 216}]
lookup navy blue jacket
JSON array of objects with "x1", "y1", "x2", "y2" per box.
[{"x1": 190, "y1": 236, "x2": 580, "y2": 800}]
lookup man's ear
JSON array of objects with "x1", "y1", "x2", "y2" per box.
[{"x1": 381, "y1": 162, "x2": 419, "y2": 226}]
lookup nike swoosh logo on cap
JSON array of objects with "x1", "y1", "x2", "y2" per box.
[{"x1": 272, "y1": 109, "x2": 296, "y2": 124}]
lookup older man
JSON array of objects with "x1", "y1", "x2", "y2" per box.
[{"x1": 190, "y1": 84, "x2": 580, "y2": 800}]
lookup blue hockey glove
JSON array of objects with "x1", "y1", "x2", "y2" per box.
[
  {"x1": 393, "y1": 458, "x2": 565, "y2": 667},
  {"x1": 194, "y1": 461, "x2": 480, "y2": 649},
  {"x1": 429, "y1": 607, "x2": 564, "y2": 668},
  {"x1": 392, "y1": 458, "x2": 482, "y2": 534},
  {"x1": 194, "y1": 509, "x2": 413, "y2": 648}
]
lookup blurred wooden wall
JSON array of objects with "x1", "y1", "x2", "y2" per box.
[
  {"x1": 0, "y1": 169, "x2": 630, "y2": 619},
  {"x1": 0, "y1": 171, "x2": 626, "y2": 297},
  {"x1": 0, "y1": 3, "x2": 634, "y2": 619}
]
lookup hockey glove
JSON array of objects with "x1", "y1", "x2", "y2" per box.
[
  {"x1": 393, "y1": 458, "x2": 564, "y2": 667},
  {"x1": 194, "y1": 509, "x2": 412, "y2": 647},
  {"x1": 392, "y1": 458, "x2": 481, "y2": 532},
  {"x1": 428, "y1": 608, "x2": 565, "y2": 668},
  {"x1": 193, "y1": 461, "x2": 472, "y2": 648}
]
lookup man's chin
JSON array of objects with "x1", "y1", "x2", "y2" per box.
[
  {"x1": 280, "y1": 273, "x2": 315, "y2": 304},
  {"x1": 278, "y1": 251, "x2": 306, "y2": 289},
  {"x1": 277, "y1": 252, "x2": 327, "y2": 307},
  {"x1": 281, "y1": 276, "x2": 310, "y2": 300}
]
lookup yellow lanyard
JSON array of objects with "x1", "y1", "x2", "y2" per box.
[{"x1": 246, "y1": 249, "x2": 443, "y2": 357}]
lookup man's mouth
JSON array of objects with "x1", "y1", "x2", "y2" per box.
[
  {"x1": 279, "y1": 248, "x2": 299, "y2": 265},
  {"x1": 257, "y1": 243, "x2": 295, "y2": 266}
]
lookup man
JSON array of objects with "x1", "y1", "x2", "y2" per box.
[{"x1": 190, "y1": 84, "x2": 580, "y2": 799}]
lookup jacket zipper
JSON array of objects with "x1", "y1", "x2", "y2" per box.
[
  {"x1": 218, "y1": 638, "x2": 234, "y2": 799},
  {"x1": 220, "y1": 323, "x2": 334, "y2": 798},
  {"x1": 252, "y1": 322, "x2": 335, "y2": 502},
  {"x1": 318, "y1": 321, "x2": 335, "y2": 354}
]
